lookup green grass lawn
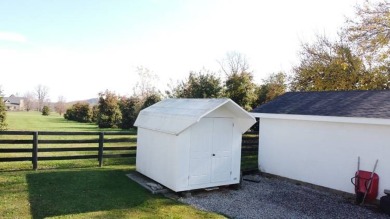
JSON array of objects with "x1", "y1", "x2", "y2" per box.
[
  {"x1": 0, "y1": 111, "x2": 224, "y2": 219},
  {"x1": 6, "y1": 111, "x2": 121, "y2": 131}
]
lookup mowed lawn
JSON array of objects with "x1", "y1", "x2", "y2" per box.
[
  {"x1": 0, "y1": 111, "x2": 223, "y2": 219},
  {"x1": 6, "y1": 111, "x2": 118, "y2": 131}
]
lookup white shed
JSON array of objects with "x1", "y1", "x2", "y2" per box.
[
  {"x1": 134, "y1": 98, "x2": 256, "y2": 192},
  {"x1": 252, "y1": 91, "x2": 390, "y2": 198}
]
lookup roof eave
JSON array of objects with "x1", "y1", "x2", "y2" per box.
[{"x1": 251, "y1": 112, "x2": 390, "y2": 126}]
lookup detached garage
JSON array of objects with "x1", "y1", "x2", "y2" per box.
[
  {"x1": 252, "y1": 90, "x2": 390, "y2": 198},
  {"x1": 134, "y1": 98, "x2": 256, "y2": 192}
]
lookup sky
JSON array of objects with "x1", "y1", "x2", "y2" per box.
[{"x1": 0, "y1": 0, "x2": 360, "y2": 102}]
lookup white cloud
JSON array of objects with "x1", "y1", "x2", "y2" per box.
[{"x1": 0, "y1": 32, "x2": 27, "y2": 43}]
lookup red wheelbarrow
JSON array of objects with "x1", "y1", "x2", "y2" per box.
[{"x1": 351, "y1": 157, "x2": 379, "y2": 204}]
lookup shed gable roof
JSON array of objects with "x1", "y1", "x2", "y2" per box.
[
  {"x1": 135, "y1": 98, "x2": 256, "y2": 135},
  {"x1": 252, "y1": 90, "x2": 390, "y2": 119}
]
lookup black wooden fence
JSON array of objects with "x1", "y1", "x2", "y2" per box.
[
  {"x1": 240, "y1": 131, "x2": 259, "y2": 172},
  {"x1": 0, "y1": 131, "x2": 135, "y2": 170},
  {"x1": 0, "y1": 130, "x2": 259, "y2": 171}
]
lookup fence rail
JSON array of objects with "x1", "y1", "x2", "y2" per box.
[
  {"x1": 1, "y1": 130, "x2": 259, "y2": 171},
  {"x1": 241, "y1": 130, "x2": 259, "y2": 172},
  {"x1": 0, "y1": 131, "x2": 135, "y2": 170}
]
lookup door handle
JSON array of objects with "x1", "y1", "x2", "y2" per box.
[{"x1": 212, "y1": 154, "x2": 215, "y2": 156}]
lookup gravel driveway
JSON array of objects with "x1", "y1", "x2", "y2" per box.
[{"x1": 179, "y1": 174, "x2": 389, "y2": 218}]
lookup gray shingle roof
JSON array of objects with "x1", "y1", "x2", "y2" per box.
[
  {"x1": 3, "y1": 95, "x2": 23, "y2": 105},
  {"x1": 252, "y1": 90, "x2": 390, "y2": 119}
]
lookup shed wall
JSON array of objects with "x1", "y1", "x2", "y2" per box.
[
  {"x1": 259, "y1": 118, "x2": 390, "y2": 198},
  {"x1": 136, "y1": 128, "x2": 187, "y2": 190}
]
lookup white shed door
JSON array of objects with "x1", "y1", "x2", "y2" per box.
[
  {"x1": 189, "y1": 118, "x2": 233, "y2": 185},
  {"x1": 211, "y1": 118, "x2": 233, "y2": 183}
]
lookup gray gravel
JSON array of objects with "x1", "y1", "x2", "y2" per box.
[{"x1": 179, "y1": 174, "x2": 389, "y2": 219}]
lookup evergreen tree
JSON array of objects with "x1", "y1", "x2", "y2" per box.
[
  {"x1": 97, "y1": 90, "x2": 122, "y2": 128},
  {"x1": 42, "y1": 106, "x2": 50, "y2": 116}
]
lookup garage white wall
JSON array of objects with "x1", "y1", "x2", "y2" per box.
[{"x1": 259, "y1": 117, "x2": 390, "y2": 198}]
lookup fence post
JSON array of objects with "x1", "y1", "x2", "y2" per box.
[
  {"x1": 98, "y1": 132, "x2": 104, "y2": 167},
  {"x1": 32, "y1": 131, "x2": 38, "y2": 170}
]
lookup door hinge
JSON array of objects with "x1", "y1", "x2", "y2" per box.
[{"x1": 230, "y1": 171, "x2": 232, "y2": 175}]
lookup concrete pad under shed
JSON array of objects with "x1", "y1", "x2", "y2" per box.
[{"x1": 126, "y1": 172, "x2": 169, "y2": 194}]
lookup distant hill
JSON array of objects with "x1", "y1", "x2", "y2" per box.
[{"x1": 67, "y1": 98, "x2": 99, "y2": 106}]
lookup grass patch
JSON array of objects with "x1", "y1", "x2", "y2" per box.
[
  {"x1": 6, "y1": 111, "x2": 121, "y2": 131},
  {"x1": 1, "y1": 165, "x2": 223, "y2": 219}
]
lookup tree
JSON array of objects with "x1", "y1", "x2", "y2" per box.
[
  {"x1": 91, "y1": 105, "x2": 99, "y2": 123},
  {"x1": 218, "y1": 51, "x2": 250, "y2": 75},
  {"x1": 119, "y1": 96, "x2": 142, "y2": 129},
  {"x1": 345, "y1": 0, "x2": 390, "y2": 69},
  {"x1": 34, "y1": 84, "x2": 49, "y2": 112},
  {"x1": 291, "y1": 35, "x2": 388, "y2": 91},
  {"x1": 224, "y1": 71, "x2": 257, "y2": 110},
  {"x1": 97, "y1": 90, "x2": 122, "y2": 128},
  {"x1": 255, "y1": 72, "x2": 287, "y2": 107},
  {"x1": 41, "y1": 106, "x2": 50, "y2": 116},
  {"x1": 133, "y1": 66, "x2": 159, "y2": 98},
  {"x1": 0, "y1": 96, "x2": 7, "y2": 130},
  {"x1": 54, "y1": 96, "x2": 66, "y2": 116},
  {"x1": 168, "y1": 70, "x2": 223, "y2": 98},
  {"x1": 23, "y1": 92, "x2": 35, "y2": 112},
  {"x1": 219, "y1": 51, "x2": 257, "y2": 110},
  {"x1": 140, "y1": 93, "x2": 162, "y2": 110},
  {"x1": 64, "y1": 102, "x2": 91, "y2": 122}
]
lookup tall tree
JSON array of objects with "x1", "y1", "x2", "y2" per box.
[
  {"x1": 218, "y1": 51, "x2": 250, "y2": 75},
  {"x1": 97, "y1": 90, "x2": 122, "y2": 128},
  {"x1": 23, "y1": 92, "x2": 35, "y2": 112},
  {"x1": 54, "y1": 96, "x2": 66, "y2": 116},
  {"x1": 345, "y1": 0, "x2": 390, "y2": 69},
  {"x1": 224, "y1": 71, "x2": 257, "y2": 110},
  {"x1": 0, "y1": 96, "x2": 7, "y2": 130},
  {"x1": 219, "y1": 52, "x2": 257, "y2": 110},
  {"x1": 133, "y1": 66, "x2": 159, "y2": 98},
  {"x1": 255, "y1": 72, "x2": 287, "y2": 107},
  {"x1": 168, "y1": 70, "x2": 223, "y2": 98},
  {"x1": 34, "y1": 84, "x2": 49, "y2": 111},
  {"x1": 291, "y1": 35, "x2": 388, "y2": 91}
]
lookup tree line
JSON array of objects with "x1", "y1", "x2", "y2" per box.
[{"x1": 64, "y1": 90, "x2": 161, "y2": 129}]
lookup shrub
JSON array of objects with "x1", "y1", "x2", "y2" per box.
[
  {"x1": 42, "y1": 106, "x2": 50, "y2": 116},
  {"x1": 64, "y1": 102, "x2": 91, "y2": 123}
]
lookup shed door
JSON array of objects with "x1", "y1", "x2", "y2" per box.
[
  {"x1": 189, "y1": 118, "x2": 233, "y2": 185},
  {"x1": 211, "y1": 118, "x2": 233, "y2": 183}
]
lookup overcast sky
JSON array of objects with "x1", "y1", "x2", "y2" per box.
[{"x1": 0, "y1": 0, "x2": 360, "y2": 101}]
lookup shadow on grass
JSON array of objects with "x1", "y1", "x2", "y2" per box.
[{"x1": 26, "y1": 168, "x2": 150, "y2": 219}]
